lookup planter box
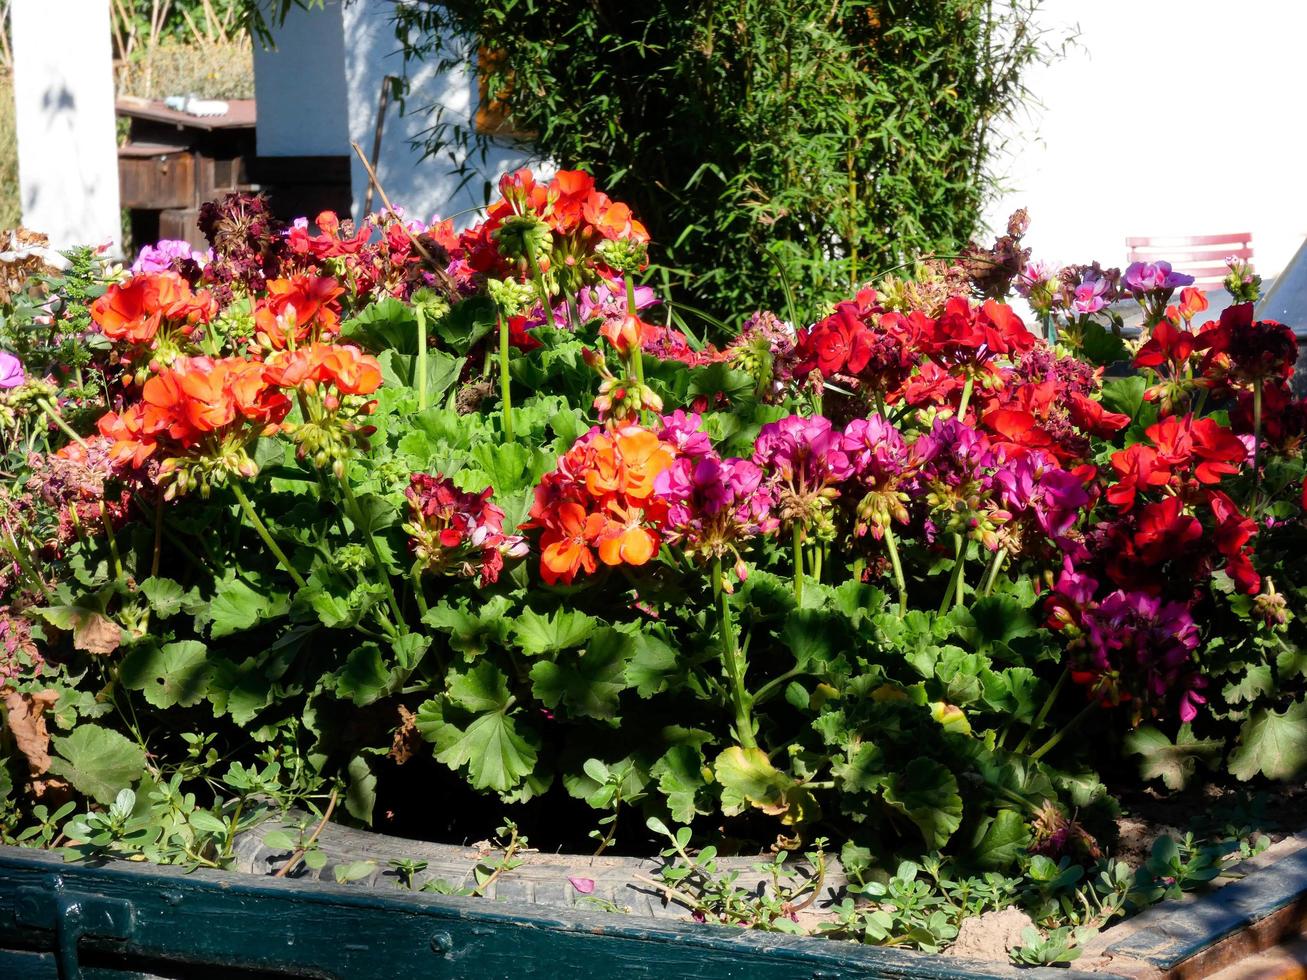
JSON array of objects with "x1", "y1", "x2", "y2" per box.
[{"x1": 0, "y1": 844, "x2": 1090, "y2": 980}]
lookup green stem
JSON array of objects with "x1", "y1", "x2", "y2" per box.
[
  {"x1": 625, "y1": 275, "x2": 647, "y2": 392},
  {"x1": 938, "y1": 533, "x2": 966, "y2": 617},
  {"x1": 100, "y1": 501, "x2": 123, "y2": 582},
  {"x1": 415, "y1": 305, "x2": 429, "y2": 412},
  {"x1": 1029, "y1": 694, "x2": 1101, "y2": 762},
  {"x1": 409, "y1": 564, "x2": 430, "y2": 618},
  {"x1": 712, "y1": 556, "x2": 756, "y2": 750},
  {"x1": 37, "y1": 397, "x2": 89, "y2": 451},
  {"x1": 812, "y1": 541, "x2": 823, "y2": 584},
  {"x1": 883, "y1": 523, "x2": 908, "y2": 614},
  {"x1": 1013, "y1": 667, "x2": 1068, "y2": 754},
  {"x1": 497, "y1": 312, "x2": 514, "y2": 442},
  {"x1": 339, "y1": 477, "x2": 406, "y2": 631},
  {"x1": 981, "y1": 547, "x2": 1007, "y2": 597},
  {"x1": 1252, "y1": 378, "x2": 1263, "y2": 497},
  {"x1": 792, "y1": 524, "x2": 806, "y2": 605},
  {"x1": 525, "y1": 250, "x2": 556, "y2": 329},
  {"x1": 230, "y1": 482, "x2": 306, "y2": 590},
  {"x1": 956, "y1": 374, "x2": 975, "y2": 421}
]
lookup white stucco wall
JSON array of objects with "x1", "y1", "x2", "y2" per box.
[
  {"x1": 11, "y1": 0, "x2": 121, "y2": 251},
  {"x1": 252, "y1": 1, "x2": 541, "y2": 225},
  {"x1": 982, "y1": 0, "x2": 1307, "y2": 277}
]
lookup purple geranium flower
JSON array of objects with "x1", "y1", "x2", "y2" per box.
[
  {"x1": 654, "y1": 453, "x2": 776, "y2": 576},
  {"x1": 657, "y1": 410, "x2": 713, "y2": 457},
  {"x1": 130, "y1": 239, "x2": 206, "y2": 274},
  {"x1": 0, "y1": 351, "x2": 24, "y2": 389},
  {"x1": 1071, "y1": 276, "x2": 1110, "y2": 315},
  {"x1": 1123, "y1": 260, "x2": 1194, "y2": 295},
  {"x1": 753, "y1": 415, "x2": 853, "y2": 486},
  {"x1": 577, "y1": 277, "x2": 657, "y2": 322}
]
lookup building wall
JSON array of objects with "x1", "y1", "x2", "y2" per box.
[
  {"x1": 981, "y1": 0, "x2": 1307, "y2": 278},
  {"x1": 252, "y1": 1, "x2": 541, "y2": 226},
  {"x1": 12, "y1": 0, "x2": 121, "y2": 251}
]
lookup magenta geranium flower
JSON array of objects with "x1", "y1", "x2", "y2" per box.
[
  {"x1": 1123, "y1": 260, "x2": 1194, "y2": 295},
  {"x1": 657, "y1": 410, "x2": 713, "y2": 457},
  {"x1": 655, "y1": 452, "x2": 776, "y2": 577},
  {"x1": 0, "y1": 351, "x2": 24, "y2": 389}
]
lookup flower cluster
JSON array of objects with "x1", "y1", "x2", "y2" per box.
[
  {"x1": 404, "y1": 474, "x2": 527, "y2": 586},
  {"x1": 525, "y1": 425, "x2": 675, "y2": 584},
  {"x1": 90, "y1": 272, "x2": 217, "y2": 372}
]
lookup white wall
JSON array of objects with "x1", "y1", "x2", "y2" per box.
[
  {"x1": 12, "y1": 0, "x2": 121, "y2": 251},
  {"x1": 253, "y1": 1, "x2": 541, "y2": 226},
  {"x1": 982, "y1": 0, "x2": 1307, "y2": 277}
]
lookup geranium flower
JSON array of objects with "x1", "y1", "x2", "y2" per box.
[
  {"x1": 91, "y1": 272, "x2": 214, "y2": 348},
  {"x1": 539, "y1": 502, "x2": 603, "y2": 585},
  {"x1": 0, "y1": 351, "x2": 23, "y2": 388},
  {"x1": 924, "y1": 297, "x2": 1037, "y2": 370},
  {"x1": 1123, "y1": 261, "x2": 1194, "y2": 295},
  {"x1": 1197, "y1": 302, "x2": 1298, "y2": 389},
  {"x1": 253, "y1": 275, "x2": 345, "y2": 349},
  {"x1": 131, "y1": 239, "x2": 207, "y2": 275},
  {"x1": 841, "y1": 414, "x2": 917, "y2": 538},
  {"x1": 405, "y1": 473, "x2": 526, "y2": 586},
  {"x1": 655, "y1": 452, "x2": 776, "y2": 577}
]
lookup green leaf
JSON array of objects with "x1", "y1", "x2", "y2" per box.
[
  {"x1": 119, "y1": 640, "x2": 212, "y2": 709},
  {"x1": 334, "y1": 859, "x2": 378, "y2": 884},
  {"x1": 1100, "y1": 375, "x2": 1147, "y2": 420},
  {"x1": 972, "y1": 809, "x2": 1030, "y2": 870},
  {"x1": 1078, "y1": 320, "x2": 1130, "y2": 366},
  {"x1": 1229, "y1": 702, "x2": 1307, "y2": 781},
  {"x1": 713, "y1": 746, "x2": 818, "y2": 826},
  {"x1": 529, "y1": 627, "x2": 633, "y2": 720},
  {"x1": 1222, "y1": 665, "x2": 1275, "y2": 706},
  {"x1": 433, "y1": 295, "x2": 497, "y2": 354},
  {"x1": 335, "y1": 644, "x2": 392, "y2": 707},
  {"x1": 1125, "y1": 725, "x2": 1223, "y2": 791},
  {"x1": 512, "y1": 607, "x2": 598, "y2": 657},
  {"x1": 652, "y1": 745, "x2": 711, "y2": 824},
  {"x1": 781, "y1": 609, "x2": 838, "y2": 669},
  {"x1": 962, "y1": 592, "x2": 1038, "y2": 651},
  {"x1": 139, "y1": 577, "x2": 186, "y2": 618},
  {"x1": 207, "y1": 657, "x2": 274, "y2": 725},
  {"x1": 882, "y1": 759, "x2": 963, "y2": 849},
  {"x1": 345, "y1": 755, "x2": 377, "y2": 824},
  {"x1": 416, "y1": 699, "x2": 539, "y2": 794},
  {"x1": 422, "y1": 596, "x2": 513, "y2": 657},
  {"x1": 47, "y1": 725, "x2": 146, "y2": 805},
  {"x1": 446, "y1": 661, "x2": 512, "y2": 713},
  {"x1": 209, "y1": 578, "x2": 280, "y2": 638},
  {"x1": 625, "y1": 631, "x2": 681, "y2": 697}
]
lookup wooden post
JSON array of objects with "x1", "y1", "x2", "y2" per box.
[{"x1": 11, "y1": 0, "x2": 121, "y2": 251}]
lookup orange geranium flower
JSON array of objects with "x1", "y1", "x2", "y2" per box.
[
  {"x1": 613, "y1": 427, "x2": 674, "y2": 498},
  {"x1": 253, "y1": 275, "x2": 345, "y2": 349},
  {"x1": 595, "y1": 503, "x2": 660, "y2": 566},
  {"x1": 97, "y1": 404, "x2": 160, "y2": 468},
  {"x1": 91, "y1": 272, "x2": 214, "y2": 346},
  {"x1": 539, "y1": 502, "x2": 604, "y2": 584}
]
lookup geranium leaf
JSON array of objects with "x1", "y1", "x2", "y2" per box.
[
  {"x1": 139, "y1": 577, "x2": 186, "y2": 618},
  {"x1": 446, "y1": 662, "x2": 512, "y2": 713},
  {"x1": 625, "y1": 630, "x2": 681, "y2": 697},
  {"x1": 1124, "y1": 725, "x2": 1222, "y2": 791},
  {"x1": 345, "y1": 755, "x2": 377, "y2": 824},
  {"x1": 512, "y1": 607, "x2": 598, "y2": 657},
  {"x1": 416, "y1": 696, "x2": 539, "y2": 794},
  {"x1": 209, "y1": 578, "x2": 282, "y2": 638},
  {"x1": 529, "y1": 626, "x2": 632, "y2": 720},
  {"x1": 652, "y1": 745, "x2": 712, "y2": 824},
  {"x1": 1229, "y1": 702, "x2": 1307, "y2": 781},
  {"x1": 47, "y1": 725, "x2": 146, "y2": 805},
  {"x1": 37, "y1": 605, "x2": 121, "y2": 655},
  {"x1": 335, "y1": 643, "x2": 392, "y2": 707},
  {"x1": 423, "y1": 596, "x2": 513, "y2": 657},
  {"x1": 971, "y1": 809, "x2": 1030, "y2": 870},
  {"x1": 120, "y1": 640, "x2": 212, "y2": 709},
  {"x1": 882, "y1": 758, "x2": 963, "y2": 849},
  {"x1": 714, "y1": 746, "x2": 819, "y2": 827}
]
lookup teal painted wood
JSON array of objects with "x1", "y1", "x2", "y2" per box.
[
  {"x1": 1103, "y1": 844, "x2": 1307, "y2": 968},
  {"x1": 0, "y1": 846, "x2": 1110, "y2": 979}
]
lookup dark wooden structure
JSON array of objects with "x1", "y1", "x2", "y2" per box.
[{"x1": 116, "y1": 97, "x2": 352, "y2": 253}]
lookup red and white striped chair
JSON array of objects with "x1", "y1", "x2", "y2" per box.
[{"x1": 1125, "y1": 232, "x2": 1253, "y2": 290}]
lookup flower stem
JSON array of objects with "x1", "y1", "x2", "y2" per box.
[
  {"x1": 526, "y1": 250, "x2": 556, "y2": 329},
  {"x1": 712, "y1": 556, "x2": 756, "y2": 750},
  {"x1": 338, "y1": 476, "x2": 406, "y2": 630},
  {"x1": 99, "y1": 501, "x2": 123, "y2": 582},
  {"x1": 1013, "y1": 667, "x2": 1067, "y2": 754},
  {"x1": 1028, "y1": 693, "x2": 1101, "y2": 762},
  {"x1": 792, "y1": 524, "x2": 806, "y2": 605},
  {"x1": 938, "y1": 533, "x2": 966, "y2": 617},
  {"x1": 956, "y1": 375, "x2": 975, "y2": 421},
  {"x1": 497, "y1": 312, "x2": 514, "y2": 442},
  {"x1": 37, "y1": 397, "x2": 89, "y2": 451},
  {"x1": 230, "y1": 482, "x2": 306, "y2": 590},
  {"x1": 1252, "y1": 377, "x2": 1263, "y2": 496},
  {"x1": 981, "y1": 547, "x2": 1007, "y2": 597},
  {"x1": 884, "y1": 523, "x2": 908, "y2": 613},
  {"x1": 415, "y1": 305, "x2": 429, "y2": 412},
  {"x1": 409, "y1": 563, "x2": 429, "y2": 618}
]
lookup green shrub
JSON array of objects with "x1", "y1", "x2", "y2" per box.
[{"x1": 395, "y1": 0, "x2": 1055, "y2": 324}]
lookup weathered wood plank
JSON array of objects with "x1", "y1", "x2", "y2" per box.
[{"x1": 0, "y1": 846, "x2": 1107, "y2": 979}]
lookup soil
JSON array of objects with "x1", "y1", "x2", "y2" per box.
[
  {"x1": 1105, "y1": 781, "x2": 1307, "y2": 869},
  {"x1": 945, "y1": 908, "x2": 1036, "y2": 962}
]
